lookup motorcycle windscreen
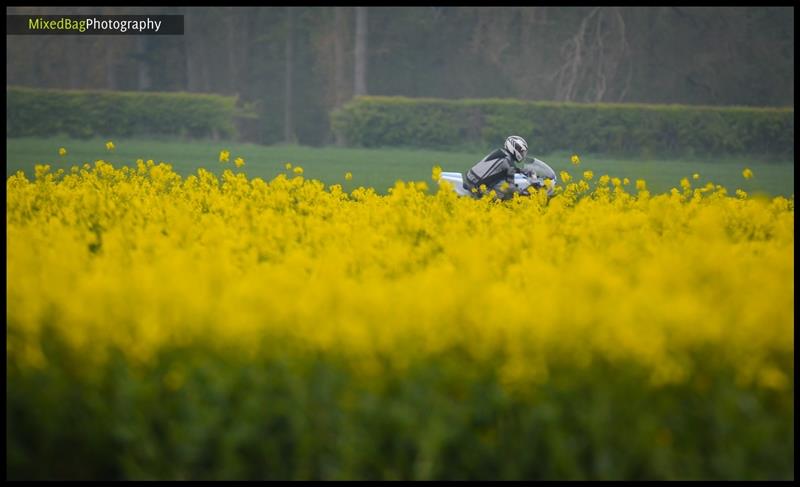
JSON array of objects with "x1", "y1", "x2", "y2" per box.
[{"x1": 522, "y1": 158, "x2": 558, "y2": 185}]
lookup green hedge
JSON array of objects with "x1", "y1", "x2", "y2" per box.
[
  {"x1": 7, "y1": 86, "x2": 246, "y2": 140},
  {"x1": 7, "y1": 333, "x2": 794, "y2": 480},
  {"x1": 330, "y1": 96, "x2": 794, "y2": 158}
]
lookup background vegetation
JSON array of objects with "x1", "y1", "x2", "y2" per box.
[
  {"x1": 6, "y1": 6, "x2": 794, "y2": 145},
  {"x1": 7, "y1": 86, "x2": 249, "y2": 139},
  {"x1": 331, "y1": 96, "x2": 793, "y2": 157}
]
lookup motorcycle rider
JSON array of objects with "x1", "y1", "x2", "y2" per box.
[{"x1": 463, "y1": 135, "x2": 539, "y2": 200}]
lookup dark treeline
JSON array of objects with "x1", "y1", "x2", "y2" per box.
[{"x1": 6, "y1": 6, "x2": 794, "y2": 145}]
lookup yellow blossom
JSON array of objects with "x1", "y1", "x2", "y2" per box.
[
  {"x1": 105, "y1": 141, "x2": 115, "y2": 151},
  {"x1": 285, "y1": 162, "x2": 292, "y2": 170},
  {"x1": 234, "y1": 157, "x2": 245, "y2": 168},
  {"x1": 5, "y1": 148, "x2": 792, "y2": 476},
  {"x1": 583, "y1": 170, "x2": 594, "y2": 180},
  {"x1": 219, "y1": 150, "x2": 230, "y2": 163},
  {"x1": 345, "y1": 172, "x2": 353, "y2": 181},
  {"x1": 34, "y1": 164, "x2": 51, "y2": 179},
  {"x1": 293, "y1": 166, "x2": 304, "y2": 175},
  {"x1": 58, "y1": 147, "x2": 67, "y2": 157},
  {"x1": 693, "y1": 173, "x2": 700, "y2": 180},
  {"x1": 560, "y1": 171, "x2": 572, "y2": 183},
  {"x1": 742, "y1": 168, "x2": 753, "y2": 180},
  {"x1": 432, "y1": 166, "x2": 442, "y2": 181},
  {"x1": 571, "y1": 154, "x2": 580, "y2": 165}
]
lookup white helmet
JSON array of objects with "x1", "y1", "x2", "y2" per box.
[{"x1": 504, "y1": 135, "x2": 528, "y2": 162}]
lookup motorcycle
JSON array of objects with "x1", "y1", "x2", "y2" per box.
[{"x1": 438, "y1": 157, "x2": 558, "y2": 198}]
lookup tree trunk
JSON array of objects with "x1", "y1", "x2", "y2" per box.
[
  {"x1": 354, "y1": 7, "x2": 367, "y2": 96},
  {"x1": 227, "y1": 8, "x2": 238, "y2": 95},
  {"x1": 185, "y1": 8, "x2": 199, "y2": 91},
  {"x1": 105, "y1": 42, "x2": 116, "y2": 90},
  {"x1": 185, "y1": 8, "x2": 210, "y2": 92},
  {"x1": 284, "y1": 7, "x2": 296, "y2": 143},
  {"x1": 334, "y1": 6, "x2": 348, "y2": 106},
  {"x1": 334, "y1": 7, "x2": 348, "y2": 145},
  {"x1": 137, "y1": 37, "x2": 150, "y2": 91},
  {"x1": 67, "y1": 36, "x2": 81, "y2": 89}
]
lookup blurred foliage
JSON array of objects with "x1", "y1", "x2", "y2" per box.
[
  {"x1": 7, "y1": 339, "x2": 794, "y2": 480},
  {"x1": 6, "y1": 86, "x2": 247, "y2": 140},
  {"x1": 6, "y1": 160, "x2": 794, "y2": 480},
  {"x1": 6, "y1": 7, "x2": 794, "y2": 145},
  {"x1": 331, "y1": 96, "x2": 794, "y2": 157}
]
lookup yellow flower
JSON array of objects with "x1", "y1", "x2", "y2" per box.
[
  {"x1": 293, "y1": 166, "x2": 304, "y2": 175},
  {"x1": 611, "y1": 177, "x2": 621, "y2": 187},
  {"x1": 583, "y1": 170, "x2": 594, "y2": 180},
  {"x1": 219, "y1": 150, "x2": 231, "y2": 163},
  {"x1": 234, "y1": 157, "x2": 245, "y2": 168},
  {"x1": 6, "y1": 150, "x2": 793, "y2": 432},
  {"x1": 742, "y1": 168, "x2": 753, "y2": 180},
  {"x1": 105, "y1": 141, "x2": 115, "y2": 151},
  {"x1": 58, "y1": 147, "x2": 67, "y2": 157},
  {"x1": 623, "y1": 178, "x2": 630, "y2": 185},
  {"x1": 500, "y1": 181, "x2": 510, "y2": 192},
  {"x1": 598, "y1": 175, "x2": 610, "y2": 186},
  {"x1": 284, "y1": 162, "x2": 292, "y2": 170},
  {"x1": 345, "y1": 172, "x2": 353, "y2": 181},
  {"x1": 560, "y1": 171, "x2": 572, "y2": 183},
  {"x1": 431, "y1": 166, "x2": 442, "y2": 182},
  {"x1": 34, "y1": 164, "x2": 51, "y2": 179},
  {"x1": 636, "y1": 179, "x2": 647, "y2": 191},
  {"x1": 680, "y1": 178, "x2": 691, "y2": 191},
  {"x1": 693, "y1": 173, "x2": 700, "y2": 180},
  {"x1": 571, "y1": 154, "x2": 580, "y2": 165}
]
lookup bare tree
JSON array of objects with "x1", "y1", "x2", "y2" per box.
[
  {"x1": 136, "y1": 37, "x2": 150, "y2": 90},
  {"x1": 226, "y1": 8, "x2": 239, "y2": 95},
  {"x1": 184, "y1": 8, "x2": 210, "y2": 92},
  {"x1": 334, "y1": 7, "x2": 349, "y2": 106},
  {"x1": 354, "y1": 7, "x2": 368, "y2": 96},
  {"x1": 551, "y1": 7, "x2": 632, "y2": 102},
  {"x1": 334, "y1": 7, "x2": 350, "y2": 144},
  {"x1": 284, "y1": 7, "x2": 296, "y2": 143},
  {"x1": 184, "y1": 8, "x2": 199, "y2": 91}
]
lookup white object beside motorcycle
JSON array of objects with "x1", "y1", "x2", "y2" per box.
[{"x1": 439, "y1": 158, "x2": 558, "y2": 198}]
